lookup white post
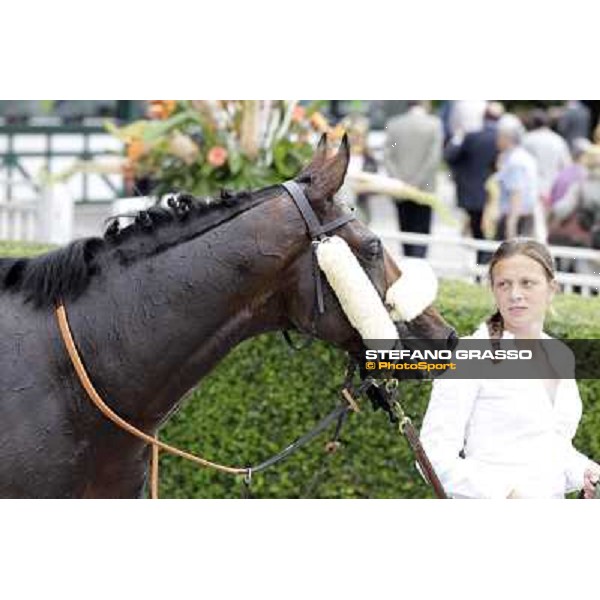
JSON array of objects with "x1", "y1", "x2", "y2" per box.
[
  {"x1": 38, "y1": 183, "x2": 74, "y2": 244},
  {"x1": 0, "y1": 206, "x2": 7, "y2": 239}
]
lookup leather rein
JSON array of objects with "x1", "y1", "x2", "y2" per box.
[
  {"x1": 54, "y1": 181, "x2": 360, "y2": 498},
  {"x1": 55, "y1": 181, "x2": 447, "y2": 499}
]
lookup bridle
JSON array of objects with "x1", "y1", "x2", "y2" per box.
[
  {"x1": 281, "y1": 181, "x2": 447, "y2": 499},
  {"x1": 54, "y1": 180, "x2": 447, "y2": 499},
  {"x1": 53, "y1": 180, "x2": 361, "y2": 498},
  {"x1": 281, "y1": 180, "x2": 356, "y2": 316}
]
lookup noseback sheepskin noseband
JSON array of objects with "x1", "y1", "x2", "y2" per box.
[
  {"x1": 315, "y1": 236, "x2": 438, "y2": 342},
  {"x1": 385, "y1": 257, "x2": 438, "y2": 322}
]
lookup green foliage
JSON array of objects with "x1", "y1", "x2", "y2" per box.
[
  {"x1": 107, "y1": 100, "x2": 320, "y2": 198},
  {"x1": 157, "y1": 280, "x2": 600, "y2": 499},
  {"x1": 0, "y1": 240, "x2": 55, "y2": 257}
]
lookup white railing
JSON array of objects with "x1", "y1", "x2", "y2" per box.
[
  {"x1": 109, "y1": 198, "x2": 600, "y2": 296},
  {"x1": 0, "y1": 200, "x2": 38, "y2": 241},
  {"x1": 0, "y1": 180, "x2": 38, "y2": 242},
  {"x1": 376, "y1": 230, "x2": 600, "y2": 297},
  {"x1": 0, "y1": 180, "x2": 74, "y2": 245}
]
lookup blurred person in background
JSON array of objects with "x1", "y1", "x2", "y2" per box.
[
  {"x1": 558, "y1": 101, "x2": 591, "y2": 149},
  {"x1": 448, "y1": 100, "x2": 487, "y2": 138},
  {"x1": 593, "y1": 119, "x2": 600, "y2": 147},
  {"x1": 549, "y1": 137, "x2": 591, "y2": 209},
  {"x1": 384, "y1": 101, "x2": 443, "y2": 257},
  {"x1": 549, "y1": 143, "x2": 600, "y2": 255},
  {"x1": 444, "y1": 102, "x2": 499, "y2": 263},
  {"x1": 523, "y1": 109, "x2": 571, "y2": 214},
  {"x1": 495, "y1": 114, "x2": 538, "y2": 240},
  {"x1": 439, "y1": 100, "x2": 455, "y2": 144}
]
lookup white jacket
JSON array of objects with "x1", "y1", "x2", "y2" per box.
[{"x1": 420, "y1": 324, "x2": 592, "y2": 498}]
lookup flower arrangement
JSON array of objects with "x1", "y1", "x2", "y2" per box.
[
  {"x1": 106, "y1": 100, "x2": 337, "y2": 197},
  {"x1": 50, "y1": 100, "x2": 453, "y2": 224}
]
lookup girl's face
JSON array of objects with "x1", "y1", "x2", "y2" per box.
[{"x1": 491, "y1": 254, "x2": 557, "y2": 335}]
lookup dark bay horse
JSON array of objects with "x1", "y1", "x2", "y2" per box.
[{"x1": 0, "y1": 135, "x2": 456, "y2": 498}]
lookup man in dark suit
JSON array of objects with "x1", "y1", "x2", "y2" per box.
[
  {"x1": 444, "y1": 110, "x2": 498, "y2": 262},
  {"x1": 558, "y1": 101, "x2": 591, "y2": 149}
]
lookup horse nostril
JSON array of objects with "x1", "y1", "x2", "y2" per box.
[{"x1": 447, "y1": 330, "x2": 459, "y2": 351}]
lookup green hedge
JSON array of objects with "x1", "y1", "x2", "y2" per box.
[
  {"x1": 157, "y1": 280, "x2": 600, "y2": 498},
  {"x1": 0, "y1": 241, "x2": 56, "y2": 257},
  {"x1": 3, "y1": 241, "x2": 599, "y2": 498}
]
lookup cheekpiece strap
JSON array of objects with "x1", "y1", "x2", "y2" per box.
[{"x1": 281, "y1": 180, "x2": 355, "y2": 240}]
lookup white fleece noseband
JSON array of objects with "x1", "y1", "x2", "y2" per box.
[
  {"x1": 315, "y1": 236, "x2": 438, "y2": 343},
  {"x1": 386, "y1": 257, "x2": 438, "y2": 322}
]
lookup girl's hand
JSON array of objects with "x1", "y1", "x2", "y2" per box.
[{"x1": 583, "y1": 463, "x2": 600, "y2": 499}]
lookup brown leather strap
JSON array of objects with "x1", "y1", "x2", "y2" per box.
[
  {"x1": 55, "y1": 304, "x2": 249, "y2": 492},
  {"x1": 401, "y1": 419, "x2": 447, "y2": 499},
  {"x1": 281, "y1": 181, "x2": 355, "y2": 239},
  {"x1": 150, "y1": 437, "x2": 159, "y2": 499}
]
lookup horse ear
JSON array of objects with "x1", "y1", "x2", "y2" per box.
[
  {"x1": 305, "y1": 133, "x2": 350, "y2": 202},
  {"x1": 297, "y1": 133, "x2": 329, "y2": 181},
  {"x1": 315, "y1": 133, "x2": 328, "y2": 160}
]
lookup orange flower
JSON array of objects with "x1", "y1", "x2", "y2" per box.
[
  {"x1": 207, "y1": 146, "x2": 228, "y2": 168},
  {"x1": 163, "y1": 100, "x2": 176, "y2": 118},
  {"x1": 292, "y1": 105, "x2": 306, "y2": 123},
  {"x1": 148, "y1": 101, "x2": 164, "y2": 120},
  {"x1": 147, "y1": 100, "x2": 176, "y2": 120},
  {"x1": 126, "y1": 137, "x2": 145, "y2": 162}
]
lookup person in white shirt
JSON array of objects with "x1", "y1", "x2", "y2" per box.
[
  {"x1": 523, "y1": 109, "x2": 572, "y2": 204},
  {"x1": 420, "y1": 238, "x2": 600, "y2": 498}
]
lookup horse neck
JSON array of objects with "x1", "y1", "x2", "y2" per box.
[{"x1": 70, "y1": 200, "x2": 306, "y2": 429}]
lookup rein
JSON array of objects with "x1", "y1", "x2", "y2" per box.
[
  {"x1": 55, "y1": 302, "x2": 361, "y2": 498},
  {"x1": 378, "y1": 379, "x2": 448, "y2": 499},
  {"x1": 54, "y1": 180, "x2": 362, "y2": 498},
  {"x1": 54, "y1": 181, "x2": 446, "y2": 499},
  {"x1": 56, "y1": 303, "x2": 446, "y2": 499}
]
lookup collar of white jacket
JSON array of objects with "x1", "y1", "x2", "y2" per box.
[
  {"x1": 470, "y1": 322, "x2": 552, "y2": 340},
  {"x1": 315, "y1": 236, "x2": 438, "y2": 342}
]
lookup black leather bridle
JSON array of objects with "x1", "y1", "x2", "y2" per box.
[{"x1": 281, "y1": 180, "x2": 356, "y2": 315}]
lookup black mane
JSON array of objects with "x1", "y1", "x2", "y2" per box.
[
  {"x1": 0, "y1": 187, "x2": 275, "y2": 309},
  {"x1": 0, "y1": 239, "x2": 104, "y2": 308}
]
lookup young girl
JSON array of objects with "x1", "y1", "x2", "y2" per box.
[{"x1": 421, "y1": 238, "x2": 600, "y2": 498}]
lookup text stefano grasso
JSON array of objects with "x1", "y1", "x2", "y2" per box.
[{"x1": 364, "y1": 349, "x2": 533, "y2": 361}]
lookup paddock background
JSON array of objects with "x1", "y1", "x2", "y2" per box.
[{"x1": 2, "y1": 242, "x2": 597, "y2": 498}]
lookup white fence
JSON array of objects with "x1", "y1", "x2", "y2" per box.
[
  {"x1": 0, "y1": 201, "x2": 37, "y2": 241},
  {"x1": 0, "y1": 180, "x2": 74, "y2": 245},
  {"x1": 2, "y1": 190, "x2": 599, "y2": 297},
  {"x1": 111, "y1": 196, "x2": 599, "y2": 296},
  {"x1": 0, "y1": 180, "x2": 38, "y2": 242},
  {"x1": 377, "y1": 230, "x2": 600, "y2": 297}
]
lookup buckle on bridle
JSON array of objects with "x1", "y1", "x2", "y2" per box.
[{"x1": 243, "y1": 467, "x2": 252, "y2": 487}]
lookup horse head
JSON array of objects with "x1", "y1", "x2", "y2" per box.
[{"x1": 276, "y1": 133, "x2": 458, "y2": 362}]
